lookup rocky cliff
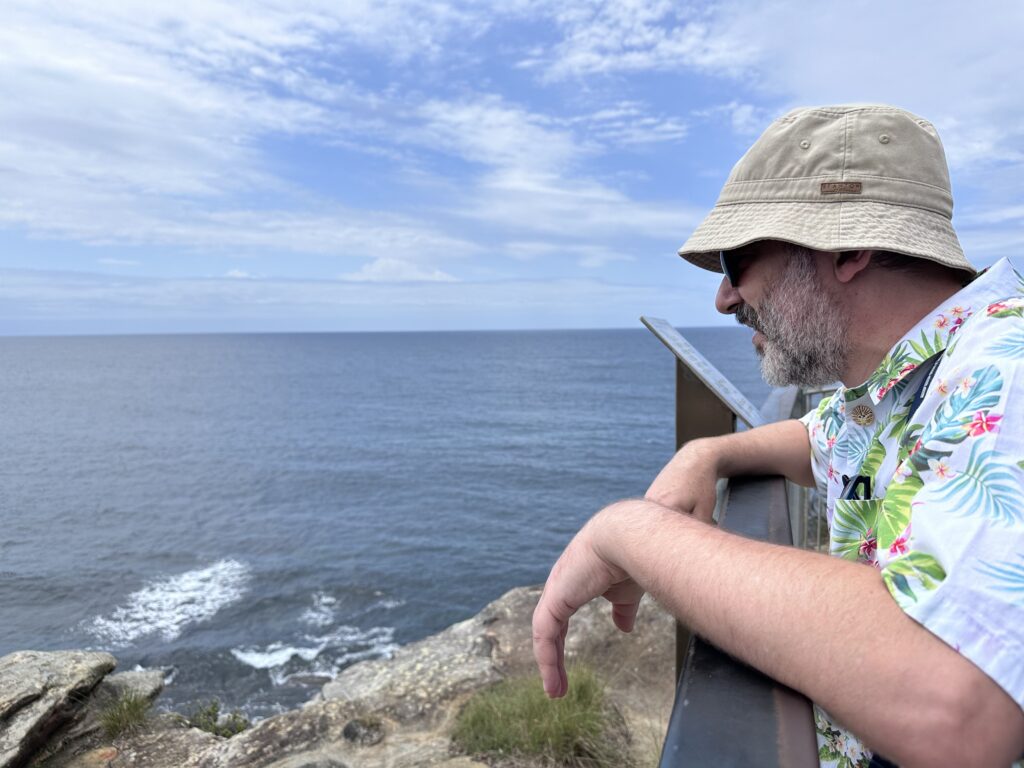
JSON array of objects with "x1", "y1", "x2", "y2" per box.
[{"x1": 1, "y1": 586, "x2": 674, "y2": 768}]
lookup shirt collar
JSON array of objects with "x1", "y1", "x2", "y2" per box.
[{"x1": 846, "y1": 258, "x2": 1023, "y2": 405}]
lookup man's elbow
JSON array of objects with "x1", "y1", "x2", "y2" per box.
[{"x1": 897, "y1": 674, "x2": 1024, "y2": 767}]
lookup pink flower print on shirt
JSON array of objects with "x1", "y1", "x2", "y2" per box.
[
  {"x1": 934, "y1": 315, "x2": 949, "y2": 329},
  {"x1": 987, "y1": 301, "x2": 1009, "y2": 316},
  {"x1": 893, "y1": 461, "x2": 913, "y2": 483},
  {"x1": 899, "y1": 363, "x2": 917, "y2": 376},
  {"x1": 950, "y1": 305, "x2": 967, "y2": 317},
  {"x1": 890, "y1": 525, "x2": 912, "y2": 556},
  {"x1": 826, "y1": 435, "x2": 837, "y2": 449},
  {"x1": 967, "y1": 411, "x2": 1001, "y2": 437},
  {"x1": 959, "y1": 376, "x2": 976, "y2": 395},
  {"x1": 927, "y1": 457, "x2": 955, "y2": 479},
  {"x1": 936, "y1": 379, "x2": 950, "y2": 397},
  {"x1": 859, "y1": 531, "x2": 877, "y2": 560}
]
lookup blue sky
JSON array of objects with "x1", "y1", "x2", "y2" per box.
[{"x1": 3, "y1": 0, "x2": 1024, "y2": 334}]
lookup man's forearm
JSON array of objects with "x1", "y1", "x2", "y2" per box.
[{"x1": 594, "y1": 500, "x2": 1024, "y2": 768}]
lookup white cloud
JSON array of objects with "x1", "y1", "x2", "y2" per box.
[
  {"x1": 340, "y1": 258, "x2": 458, "y2": 282},
  {"x1": 460, "y1": 168, "x2": 700, "y2": 240},
  {"x1": 416, "y1": 95, "x2": 585, "y2": 173},
  {"x1": 98, "y1": 258, "x2": 140, "y2": 266},
  {"x1": 574, "y1": 101, "x2": 688, "y2": 145},
  {"x1": 522, "y1": 1, "x2": 755, "y2": 80},
  {"x1": 501, "y1": 240, "x2": 632, "y2": 268},
  {"x1": 693, "y1": 101, "x2": 773, "y2": 137},
  {"x1": 225, "y1": 269, "x2": 254, "y2": 279}
]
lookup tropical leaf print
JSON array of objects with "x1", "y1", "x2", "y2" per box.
[
  {"x1": 909, "y1": 328, "x2": 947, "y2": 360},
  {"x1": 883, "y1": 551, "x2": 947, "y2": 603},
  {"x1": 923, "y1": 441, "x2": 1023, "y2": 525},
  {"x1": 867, "y1": 342, "x2": 916, "y2": 398},
  {"x1": 987, "y1": 324, "x2": 1024, "y2": 359},
  {"x1": 976, "y1": 555, "x2": 1024, "y2": 602},
  {"x1": 879, "y1": 473, "x2": 923, "y2": 551},
  {"x1": 832, "y1": 417, "x2": 874, "y2": 467},
  {"x1": 907, "y1": 365, "x2": 1003, "y2": 458},
  {"x1": 857, "y1": 434, "x2": 888, "y2": 481},
  {"x1": 831, "y1": 499, "x2": 880, "y2": 562},
  {"x1": 818, "y1": 393, "x2": 844, "y2": 444}
]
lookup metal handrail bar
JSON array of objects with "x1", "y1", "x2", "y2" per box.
[{"x1": 641, "y1": 318, "x2": 817, "y2": 767}]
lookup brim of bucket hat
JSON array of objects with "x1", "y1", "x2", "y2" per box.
[{"x1": 678, "y1": 200, "x2": 975, "y2": 275}]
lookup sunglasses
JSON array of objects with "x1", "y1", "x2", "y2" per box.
[{"x1": 720, "y1": 249, "x2": 750, "y2": 287}]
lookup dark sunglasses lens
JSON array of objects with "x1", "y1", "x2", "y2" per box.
[{"x1": 720, "y1": 251, "x2": 737, "y2": 286}]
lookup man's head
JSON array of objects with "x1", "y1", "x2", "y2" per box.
[{"x1": 679, "y1": 104, "x2": 975, "y2": 386}]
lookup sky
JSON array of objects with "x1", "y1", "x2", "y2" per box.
[{"x1": 2, "y1": 0, "x2": 1024, "y2": 335}]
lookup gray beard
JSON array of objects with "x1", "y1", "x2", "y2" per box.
[{"x1": 736, "y1": 254, "x2": 848, "y2": 388}]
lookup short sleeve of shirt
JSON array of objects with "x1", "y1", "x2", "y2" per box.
[
  {"x1": 881, "y1": 309, "x2": 1024, "y2": 710},
  {"x1": 799, "y1": 391, "x2": 841, "y2": 497}
]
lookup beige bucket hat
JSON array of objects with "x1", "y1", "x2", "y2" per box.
[{"x1": 678, "y1": 104, "x2": 975, "y2": 275}]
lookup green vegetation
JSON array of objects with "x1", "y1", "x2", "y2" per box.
[
  {"x1": 99, "y1": 692, "x2": 152, "y2": 739},
  {"x1": 451, "y1": 665, "x2": 631, "y2": 767},
  {"x1": 186, "y1": 699, "x2": 250, "y2": 738}
]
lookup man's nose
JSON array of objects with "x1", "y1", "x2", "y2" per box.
[{"x1": 715, "y1": 275, "x2": 741, "y2": 314}]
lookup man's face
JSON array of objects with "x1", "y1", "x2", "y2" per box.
[{"x1": 727, "y1": 246, "x2": 848, "y2": 387}]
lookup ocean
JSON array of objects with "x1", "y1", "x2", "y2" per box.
[{"x1": 0, "y1": 327, "x2": 770, "y2": 718}]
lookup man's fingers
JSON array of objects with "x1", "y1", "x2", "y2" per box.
[
  {"x1": 532, "y1": 598, "x2": 572, "y2": 698},
  {"x1": 605, "y1": 579, "x2": 645, "y2": 633},
  {"x1": 610, "y1": 600, "x2": 639, "y2": 632}
]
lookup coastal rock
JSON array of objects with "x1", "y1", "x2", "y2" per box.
[
  {"x1": 60, "y1": 669, "x2": 167, "y2": 745},
  {"x1": 0, "y1": 650, "x2": 116, "y2": 768},
  {"x1": 5, "y1": 584, "x2": 675, "y2": 768},
  {"x1": 103, "y1": 714, "x2": 219, "y2": 768},
  {"x1": 321, "y1": 585, "x2": 673, "y2": 722}
]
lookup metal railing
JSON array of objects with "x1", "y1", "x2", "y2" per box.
[{"x1": 642, "y1": 318, "x2": 818, "y2": 768}]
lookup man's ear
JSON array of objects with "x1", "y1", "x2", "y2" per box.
[{"x1": 832, "y1": 250, "x2": 873, "y2": 284}]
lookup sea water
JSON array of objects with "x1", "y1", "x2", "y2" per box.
[{"x1": 0, "y1": 327, "x2": 769, "y2": 717}]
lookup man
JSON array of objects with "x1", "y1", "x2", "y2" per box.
[{"x1": 532, "y1": 105, "x2": 1024, "y2": 767}]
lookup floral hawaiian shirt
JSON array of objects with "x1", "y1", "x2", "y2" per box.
[{"x1": 801, "y1": 258, "x2": 1024, "y2": 768}]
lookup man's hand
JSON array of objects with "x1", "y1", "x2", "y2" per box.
[
  {"x1": 645, "y1": 439, "x2": 720, "y2": 521},
  {"x1": 647, "y1": 421, "x2": 816, "y2": 519},
  {"x1": 532, "y1": 507, "x2": 645, "y2": 698}
]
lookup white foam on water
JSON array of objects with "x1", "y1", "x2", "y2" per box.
[
  {"x1": 231, "y1": 641, "x2": 323, "y2": 669},
  {"x1": 370, "y1": 598, "x2": 405, "y2": 611},
  {"x1": 299, "y1": 592, "x2": 337, "y2": 628},
  {"x1": 87, "y1": 560, "x2": 250, "y2": 646},
  {"x1": 231, "y1": 624, "x2": 397, "y2": 685}
]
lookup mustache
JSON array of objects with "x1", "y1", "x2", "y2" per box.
[{"x1": 735, "y1": 303, "x2": 766, "y2": 334}]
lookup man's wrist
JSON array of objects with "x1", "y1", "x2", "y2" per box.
[{"x1": 681, "y1": 436, "x2": 727, "y2": 478}]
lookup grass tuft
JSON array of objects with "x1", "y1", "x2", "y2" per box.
[
  {"x1": 452, "y1": 665, "x2": 631, "y2": 767},
  {"x1": 186, "y1": 699, "x2": 250, "y2": 738},
  {"x1": 99, "y1": 692, "x2": 152, "y2": 739}
]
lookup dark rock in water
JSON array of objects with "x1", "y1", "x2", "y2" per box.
[{"x1": 0, "y1": 650, "x2": 116, "y2": 768}]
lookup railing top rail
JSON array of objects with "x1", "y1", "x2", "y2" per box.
[{"x1": 641, "y1": 316, "x2": 764, "y2": 429}]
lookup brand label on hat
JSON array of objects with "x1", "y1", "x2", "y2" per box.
[{"x1": 821, "y1": 182, "x2": 863, "y2": 195}]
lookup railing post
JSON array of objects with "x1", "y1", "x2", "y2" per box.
[{"x1": 674, "y1": 359, "x2": 735, "y2": 678}]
